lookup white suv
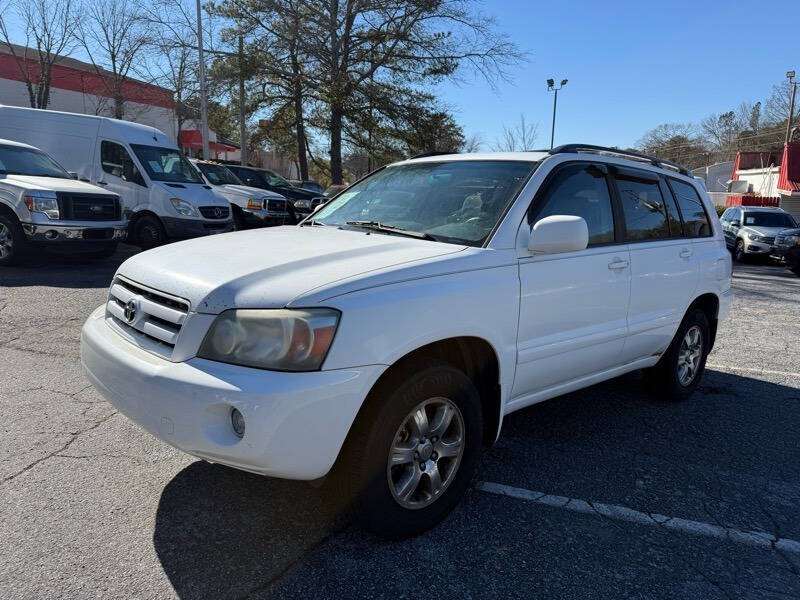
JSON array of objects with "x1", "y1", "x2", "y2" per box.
[{"x1": 81, "y1": 145, "x2": 732, "y2": 538}]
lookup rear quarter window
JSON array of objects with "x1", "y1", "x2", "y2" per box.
[{"x1": 669, "y1": 179, "x2": 712, "y2": 237}]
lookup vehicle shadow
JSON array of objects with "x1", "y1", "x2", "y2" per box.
[
  {"x1": 0, "y1": 244, "x2": 138, "y2": 288},
  {"x1": 152, "y1": 369, "x2": 800, "y2": 599}
]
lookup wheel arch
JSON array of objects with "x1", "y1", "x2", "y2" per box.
[{"x1": 687, "y1": 292, "x2": 720, "y2": 351}]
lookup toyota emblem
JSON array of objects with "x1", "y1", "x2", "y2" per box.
[{"x1": 124, "y1": 299, "x2": 137, "y2": 323}]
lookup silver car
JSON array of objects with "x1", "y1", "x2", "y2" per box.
[{"x1": 719, "y1": 206, "x2": 797, "y2": 261}]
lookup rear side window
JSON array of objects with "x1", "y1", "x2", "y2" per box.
[
  {"x1": 669, "y1": 179, "x2": 712, "y2": 237},
  {"x1": 101, "y1": 141, "x2": 145, "y2": 186},
  {"x1": 531, "y1": 163, "x2": 615, "y2": 246},
  {"x1": 662, "y1": 182, "x2": 684, "y2": 237},
  {"x1": 615, "y1": 175, "x2": 670, "y2": 241}
]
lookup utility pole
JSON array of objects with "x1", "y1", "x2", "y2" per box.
[
  {"x1": 195, "y1": 0, "x2": 210, "y2": 160},
  {"x1": 786, "y1": 70, "x2": 797, "y2": 145},
  {"x1": 238, "y1": 36, "x2": 248, "y2": 166},
  {"x1": 547, "y1": 78, "x2": 568, "y2": 150}
]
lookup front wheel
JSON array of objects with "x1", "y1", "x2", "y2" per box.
[
  {"x1": 734, "y1": 238, "x2": 746, "y2": 262},
  {"x1": 334, "y1": 363, "x2": 483, "y2": 539},
  {"x1": 0, "y1": 213, "x2": 30, "y2": 266},
  {"x1": 645, "y1": 308, "x2": 710, "y2": 402},
  {"x1": 134, "y1": 215, "x2": 167, "y2": 250}
]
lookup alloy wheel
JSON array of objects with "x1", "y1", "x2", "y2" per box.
[
  {"x1": 387, "y1": 397, "x2": 465, "y2": 510},
  {"x1": 0, "y1": 221, "x2": 13, "y2": 259},
  {"x1": 677, "y1": 325, "x2": 703, "y2": 386}
]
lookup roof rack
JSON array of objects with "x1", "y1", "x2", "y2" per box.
[
  {"x1": 548, "y1": 144, "x2": 692, "y2": 177},
  {"x1": 410, "y1": 151, "x2": 458, "y2": 159}
]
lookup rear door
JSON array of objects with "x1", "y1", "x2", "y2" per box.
[{"x1": 614, "y1": 167, "x2": 698, "y2": 363}]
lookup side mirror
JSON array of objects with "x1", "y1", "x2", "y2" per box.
[
  {"x1": 730, "y1": 220, "x2": 740, "y2": 228},
  {"x1": 528, "y1": 215, "x2": 589, "y2": 254}
]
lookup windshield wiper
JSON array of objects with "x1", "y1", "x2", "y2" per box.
[{"x1": 345, "y1": 220, "x2": 435, "y2": 240}]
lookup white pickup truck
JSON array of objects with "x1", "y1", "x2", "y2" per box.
[
  {"x1": 81, "y1": 145, "x2": 732, "y2": 538},
  {"x1": 0, "y1": 139, "x2": 126, "y2": 265}
]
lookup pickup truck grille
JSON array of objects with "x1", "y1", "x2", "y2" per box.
[
  {"x1": 106, "y1": 277, "x2": 189, "y2": 357},
  {"x1": 267, "y1": 198, "x2": 287, "y2": 213},
  {"x1": 56, "y1": 193, "x2": 120, "y2": 221},
  {"x1": 199, "y1": 206, "x2": 230, "y2": 219}
]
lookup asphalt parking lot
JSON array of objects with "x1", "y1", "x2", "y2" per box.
[{"x1": 2, "y1": 247, "x2": 799, "y2": 599}]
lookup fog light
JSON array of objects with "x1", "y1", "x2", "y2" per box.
[
  {"x1": 230, "y1": 408, "x2": 245, "y2": 438},
  {"x1": 45, "y1": 230, "x2": 58, "y2": 240}
]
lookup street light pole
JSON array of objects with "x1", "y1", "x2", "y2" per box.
[
  {"x1": 786, "y1": 70, "x2": 797, "y2": 145},
  {"x1": 547, "y1": 78, "x2": 568, "y2": 150},
  {"x1": 195, "y1": 0, "x2": 210, "y2": 160}
]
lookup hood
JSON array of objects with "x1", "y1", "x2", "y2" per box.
[
  {"x1": 742, "y1": 225, "x2": 788, "y2": 237},
  {"x1": 156, "y1": 182, "x2": 227, "y2": 206},
  {"x1": 221, "y1": 184, "x2": 285, "y2": 200},
  {"x1": 117, "y1": 226, "x2": 466, "y2": 313},
  {"x1": 275, "y1": 185, "x2": 320, "y2": 200},
  {"x1": 1, "y1": 174, "x2": 116, "y2": 196}
]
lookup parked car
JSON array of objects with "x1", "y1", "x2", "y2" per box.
[
  {"x1": 773, "y1": 227, "x2": 800, "y2": 275},
  {"x1": 0, "y1": 139, "x2": 127, "y2": 265},
  {"x1": 226, "y1": 165, "x2": 325, "y2": 217},
  {"x1": 719, "y1": 205, "x2": 797, "y2": 261},
  {"x1": 81, "y1": 145, "x2": 731, "y2": 538},
  {"x1": 323, "y1": 184, "x2": 348, "y2": 197},
  {"x1": 0, "y1": 105, "x2": 233, "y2": 249},
  {"x1": 190, "y1": 159, "x2": 293, "y2": 229},
  {"x1": 288, "y1": 179, "x2": 324, "y2": 194}
]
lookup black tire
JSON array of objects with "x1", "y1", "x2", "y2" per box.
[
  {"x1": 331, "y1": 362, "x2": 483, "y2": 539},
  {"x1": 0, "y1": 213, "x2": 30, "y2": 266},
  {"x1": 232, "y1": 208, "x2": 245, "y2": 231},
  {"x1": 83, "y1": 242, "x2": 119, "y2": 260},
  {"x1": 134, "y1": 215, "x2": 167, "y2": 250},
  {"x1": 645, "y1": 308, "x2": 710, "y2": 402},
  {"x1": 733, "y1": 238, "x2": 746, "y2": 262}
]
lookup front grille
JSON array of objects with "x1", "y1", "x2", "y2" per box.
[
  {"x1": 106, "y1": 277, "x2": 189, "y2": 357},
  {"x1": 199, "y1": 206, "x2": 230, "y2": 219},
  {"x1": 267, "y1": 199, "x2": 287, "y2": 213},
  {"x1": 56, "y1": 194, "x2": 120, "y2": 221},
  {"x1": 761, "y1": 236, "x2": 775, "y2": 245},
  {"x1": 776, "y1": 235, "x2": 786, "y2": 245}
]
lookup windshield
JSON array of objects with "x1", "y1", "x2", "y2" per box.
[
  {"x1": 744, "y1": 212, "x2": 797, "y2": 228},
  {"x1": 312, "y1": 160, "x2": 537, "y2": 246},
  {"x1": 0, "y1": 144, "x2": 70, "y2": 178},
  {"x1": 262, "y1": 170, "x2": 293, "y2": 188},
  {"x1": 130, "y1": 144, "x2": 204, "y2": 184},
  {"x1": 197, "y1": 162, "x2": 243, "y2": 186}
]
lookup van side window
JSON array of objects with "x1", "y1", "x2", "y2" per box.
[
  {"x1": 101, "y1": 141, "x2": 145, "y2": 187},
  {"x1": 616, "y1": 175, "x2": 670, "y2": 241},
  {"x1": 668, "y1": 179, "x2": 712, "y2": 237},
  {"x1": 530, "y1": 164, "x2": 615, "y2": 246}
]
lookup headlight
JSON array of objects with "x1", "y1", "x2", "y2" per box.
[
  {"x1": 785, "y1": 235, "x2": 800, "y2": 246},
  {"x1": 747, "y1": 233, "x2": 764, "y2": 242},
  {"x1": 294, "y1": 199, "x2": 311, "y2": 210},
  {"x1": 24, "y1": 194, "x2": 59, "y2": 219},
  {"x1": 197, "y1": 308, "x2": 340, "y2": 371},
  {"x1": 170, "y1": 197, "x2": 199, "y2": 217},
  {"x1": 247, "y1": 198, "x2": 262, "y2": 210}
]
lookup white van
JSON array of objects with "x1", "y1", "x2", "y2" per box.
[{"x1": 0, "y1": 105, "x2": 233, "y2": 248}]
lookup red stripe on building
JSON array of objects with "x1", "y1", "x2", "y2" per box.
[
  {"x1": 778, "y1": 142, "x2": 800, "y2": 194},
  {"x1": 0, "y1": 52, "x2": 173, "y2": 109}
]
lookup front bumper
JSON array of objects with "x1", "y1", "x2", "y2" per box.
[
  {"x1": 241, "y1": 208, "x2": 291, "y2": 228},
  {"x1": 162, "y1": 216, "x2": 234, "y2": 240},
  {"x1": 80, "y1": 306, "x2": 384, "y2": 479},
  {"x1": 775, "y1": 245, "x2": 800, "y2": 268},
  {"x1": 22, "y1": 221, "x2": 127, "y2": 243},
  {"x1": 743, "y1": 239, "x2": 775, "y2": 255}
]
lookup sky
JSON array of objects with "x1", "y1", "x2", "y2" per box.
[{"x1": 435, "y1": 0, "x2": 800, "y2": 150}]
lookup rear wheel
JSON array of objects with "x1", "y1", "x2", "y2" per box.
[
  {"x1": 134, "y1": 215, "x2": 167, "y2": 250},
  {"x1": 646, "y1": 308, "x2": 710, "y2": 402},
  {"x1": 0, "y1": 213, "x2": 29, "y2": 266},
  {"x1": 332, "y1": 363, "x2": 482, "y2": 539}
]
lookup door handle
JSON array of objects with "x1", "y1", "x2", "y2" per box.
[
  {"x1": 680, "y1": 248, "x2": 693, "y2": 258},
  {"x1": 608, "y1": 258, "x2": 629, "y2": 270}
]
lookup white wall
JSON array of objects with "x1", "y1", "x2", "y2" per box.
[
  {"x1": 736, "y1": 167, "x2": 780, "y2": 197},
  {"x1": 0, "y1": 77, "x2": 177, "y2": 141}
]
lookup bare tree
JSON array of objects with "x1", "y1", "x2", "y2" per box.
[
  {"x1": 74, "y1": 0, "x2": 150, "y2": 119},
  {"x1": 492, "y1": 115, "x2": 538, "y2": 151},
  {"x1": 765, "y1": 80, "x2": 795, "y2": 126},
  {"x1": 461, "y1": 133, "x2": 483, "y2": 153},
  {"x1": 0, "y1": 0, "x2": 76, "y2": 108}
]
